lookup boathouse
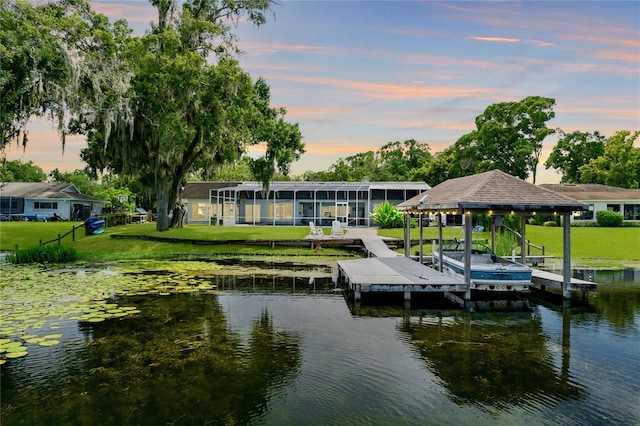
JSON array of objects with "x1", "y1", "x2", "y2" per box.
[{"x1": 397, "y1": 169, "x2": 592, "y2": 299}]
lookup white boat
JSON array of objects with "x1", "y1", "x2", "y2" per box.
[{"x1": 432, "y1": 240, "x2": 532, "y2": 291}]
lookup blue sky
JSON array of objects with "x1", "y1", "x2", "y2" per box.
[{"x1": 5, "y1": 1, "x2": 639, "y2": 183}]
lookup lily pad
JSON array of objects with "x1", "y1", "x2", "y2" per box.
[
  {"x1": 38, "y1": 340, "x2": 60, "y2": 347},
  {"x1": 5, "y1": 351, "x2": 28, "y2": 359},
  {"x1": 42, "y1": 333, "x2": 63, "y2": 340}
]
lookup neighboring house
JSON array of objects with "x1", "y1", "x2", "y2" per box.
[
  {"x1": 0, "y1": 182, "x2": 106, "y2": 221},
  {"x1": 539, "y1": 184, "x2": 640, "y2": 222},
  {"x1": 182, "y1": 180, "x2": 431, "y2": 227}
]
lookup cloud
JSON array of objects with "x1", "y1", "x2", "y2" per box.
[
  {"x1": 268, "y1": 74, "x2": 498, "y2": 101},
  {"x1": 89, "y1": 1, "x2": 156, "y2": 26},
  {"x1": 470, "y1": 36, "x2": 554, "y2": 48}
]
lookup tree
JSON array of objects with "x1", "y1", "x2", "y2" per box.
[
  {"x1": 0, "y1": 0, "x2": 71, "y2": 149},
  {"x1": 67, "y1": 0, "x2": 302, "y2": 231},
  {"x1": 378, "y1": 139, "x2": 432, "y2": 181},
  {"x1": 450, "y1": 96, "x2": 556, "y2": 181},
  {"x1": 545, "y1": 130, "x2": 606, "y2": 183},
  {"x1": 579, "y1": 130, "x2": 640, "y2": 188},
  {"x1": 302, "y1": 139, "x2": 431, "y2": 182},
  {"x1": 0, "y1": 159, "x2": 46, "y2": 182},
  {"x1": 49, "y1": 168, "x2": 95, "y2": 195}
]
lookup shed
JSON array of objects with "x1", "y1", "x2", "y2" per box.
[{"x1": 397, "y1": 170, "x2": 588, "y2": 299}]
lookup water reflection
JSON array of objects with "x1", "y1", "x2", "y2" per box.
[
  {"x1": 398, "y1": 309, "x2": 586, "y2": 409},
  {"x1": 1, "y1": 263, "x2": 639, "y2": 425},
  {"x1": 1, "y1": 294, "x2": 302, "y2": 425}
]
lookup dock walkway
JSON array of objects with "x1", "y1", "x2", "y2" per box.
[
  {"x1": 335, "y1": 227, "x2": 596, "y2": 304},
  {"x1": 336, "y1": 228, "x2": 465, "y2": 303}
]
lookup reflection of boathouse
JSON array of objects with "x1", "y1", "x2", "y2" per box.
[{"x1": 183, "y1": 180, "x2": 430, "y2": 227}]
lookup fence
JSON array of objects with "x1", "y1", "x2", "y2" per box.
[{"x1": 39, "y1": 223, "x2": 86, "y2": 246}]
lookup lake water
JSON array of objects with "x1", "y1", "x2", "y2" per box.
[{"x1": 1, "y1": 262, "x2": 639, "y2": 425}]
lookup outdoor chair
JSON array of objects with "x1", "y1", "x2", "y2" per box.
[
  {"x1": 331, "y1": 220, "x2": 344, "y2": 238},
  {"x1": 309, "y1": 221, "x2": 324, "y2": 237}
]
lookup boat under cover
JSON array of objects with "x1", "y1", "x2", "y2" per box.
[{"x1": 432, "y1": 240, "x2": 532, "y2": 291}]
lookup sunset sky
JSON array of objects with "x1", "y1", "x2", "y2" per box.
[{"x1": 4, "y1": 0, "x2": 639, "y2": 183}]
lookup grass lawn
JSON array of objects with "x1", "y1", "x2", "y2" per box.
[
  {"x1": 1, "y1": 222, "x2": 638, "y2": 264},
  {"x1": 0, "y1": 222, "x2": 347, "y2": 261},
  {"x1": 378, "y1": 224, "x2": 640, "y2": 264}
]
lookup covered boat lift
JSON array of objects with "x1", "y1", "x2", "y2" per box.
[{"x1": 397, "y1": 170, "x2": 591, "y2": 300}]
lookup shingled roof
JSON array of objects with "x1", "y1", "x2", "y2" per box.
[
  {"x1": 539, "y1": 184, "x2": 640, "y2": 201},
  {"x1": 0, "y1": 182, "x2": 105, "y2": 203},
  {"x1": 398, "y1": 169, "x2": 587, "y2": 214}
]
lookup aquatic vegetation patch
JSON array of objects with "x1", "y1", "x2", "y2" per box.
[
  {"x1": 0, "y1": 261, "x2": 225, "y2": 364},
  {"x1": 6, "y1": 245, "x2": 78, "y2": 264}
]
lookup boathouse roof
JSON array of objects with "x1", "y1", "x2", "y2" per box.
[{"x1": 397, "y1": 170, "x2": 587, "y2": 214}]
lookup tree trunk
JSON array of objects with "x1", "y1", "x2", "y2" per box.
[{"x1": 156, "y1": 188, "x2": 170, "y2": 231}]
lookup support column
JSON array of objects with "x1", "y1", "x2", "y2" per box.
[
  {"x1": 562, "y1": 214, "x2": 571, "y2": 299},
  {"x1": 521, "y1": 215, "x2": 527, "y2": 265},
  {"x1": 438, "y1": 213, "x2": 444, "y2": 273},
  {"x1": 464, "y1": 215, "x2": 473, "y2": 300},
  {"x1": 419, "y1": 213, "x2": 424, "y2": 264},
  {"x1": 404, "y1": 214, "x2": 411, "y2": 257}
]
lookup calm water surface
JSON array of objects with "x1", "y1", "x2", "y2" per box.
[{"x1": 1, "y1": 263, "x2": 639, "y2": 425}]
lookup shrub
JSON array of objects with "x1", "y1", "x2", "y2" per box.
[
  {"x1": 543, "y1": 221, "x2": 558, "y2": 227},
  {"x1": 369, "y1": 201, "x2": 404, "y2": 228},
  {"x1": 7, "y1": 245, "x2": 78, "y2": 264},
  {"x1": 596, "y1": 210, "x2": 624, "y2": 227}
]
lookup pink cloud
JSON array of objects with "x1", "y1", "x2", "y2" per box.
[{"x1": 470, "y1": 36, "x2": 554, "y2": 47}]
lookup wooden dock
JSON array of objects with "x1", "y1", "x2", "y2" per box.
[
  {"x1": 335, "y1": 228, "x2": 597, "y2": 304},
  {"x1": 530, "y1": 269, "x2": 596, "y2": 294}
]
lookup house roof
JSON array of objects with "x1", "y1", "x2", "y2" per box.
[
  {"x1": 538, "y1": 184, "x2": 640, "y2": 201},
  {"x1": 182, "y1": 182, "x2": 242, "y2": 200},
  {"x1": 0, "y1": 182, "x2": 105, "y2": 203},
  {"x1": 398, "y1": 169, "x2": 587, "y2": 214}
]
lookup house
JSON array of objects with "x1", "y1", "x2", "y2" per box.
[
  {"x1": 0, "y1": 182, "x2": 106, "y2": 221},
  {"x1": 538, "y1": 183, "x2": 640, "y2": 222},
  {"x1": 182, "y1": 180, "x2": 431, "y2": 227}
]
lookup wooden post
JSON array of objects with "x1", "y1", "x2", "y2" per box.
[
  {"x1": 404, "y1": 214, "x2": 411, "y2": 258},
  {"x1": 438, "y1": 213, "x2": 444, "y2": 273},
  {"x1": 491, "y1": 220, "x2": 496, "y2": 253},
  {"x1": 72, "y1": 227, "x2": 75, "y2": 242},
  {"x1": 520, "y1": 216, "x2": 527, "y2": 265},
  {"x1": 463, "y1": 215, "x2": 472, "y2": 301},
  {"x1": 562, "y1": 214, "x2": 571, "y2": 299},
  {"x1": 58, "y1": 234, "x2": 61, "y2": 246},
  {"x1": 418, "y1": 213, "x2": 424, "y2": 264}
]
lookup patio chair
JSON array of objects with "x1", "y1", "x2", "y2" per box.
[
  {"x1": 309, "y1": 221, "x2": 324, "y2": 236},
  {"x1": 331, "y1": 220, "x2": 344, "y2": 238}
]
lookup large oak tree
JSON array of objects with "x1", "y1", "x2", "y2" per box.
[{"x1": 3, "y1": 0, "x2": 303, "y2": 231}]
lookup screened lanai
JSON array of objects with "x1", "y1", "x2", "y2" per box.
[{"x1": 210, "y1": 181, "x2": 430, "y2": 227}]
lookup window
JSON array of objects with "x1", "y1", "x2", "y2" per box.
[
  {"x1": 189, "y1": 203, "x2": 209, "y2": 220},
  {"x1": 34, "y1": 201, "x2": 57, "y2": 209},
  {"x1": 573, "y1": 205, "x2": 594, "y2": 220},
  {"x1": 624, "y1": 204, "x2": 640, "y2": 220}
]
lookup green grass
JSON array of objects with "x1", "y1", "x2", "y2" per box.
[
  {"x1": 0, "y1": 222, "x2": 345, "y2": 261},
  {"x1": 1, "y1": 222, "x2": 638, "y2": 264},
  {"x1": 378, "y1": 224, "x2": 640, "y2": 262}
]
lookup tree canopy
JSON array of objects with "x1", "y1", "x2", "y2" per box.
[
  {"x1": 302, "y1": 139, "x2": 431, "y2": 182},
  {"x1": 0, "y1": 0, "x2": 71, "y2": 149},
  {"x1": 0, "y1": 159, "x2": 47, "y2": 182},
  {"x1": 3, "y1": 0, "x2": 304, "y2": 231},
  {"x1": 545, "y1": 130, "x2": 606, "y2": 183},
  {"x1": 579, "y1": 131, "x2": 640, "y2": 189}
]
